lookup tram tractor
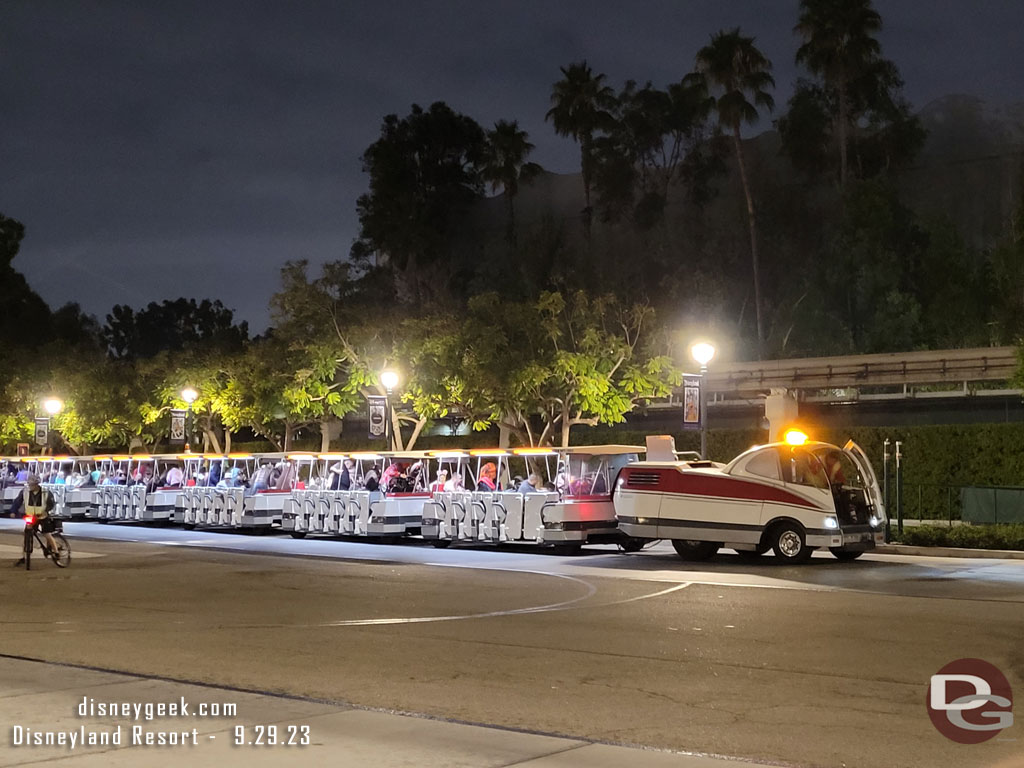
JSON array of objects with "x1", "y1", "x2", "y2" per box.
[{"x1": 615, "y1": 433, "x2": 886, "y2": 563}]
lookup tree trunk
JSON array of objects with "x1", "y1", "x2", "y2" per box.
[
  {"x1": 732, "y1": 126, "x2": 764, "y2": 359},
  {"x1": 838, "y1": 71, "x2": 849, "y2": 191},
  {"x1": 560, "y1": 403, "x2": 572, "y2": 448},
  {"x1": 389, "y1": 408, "x2": 402, "y2": 451},
  {"x1": 405, "y1": 416, "x2": 427, "y2": 450},
  {"x1": 283, "y1": 423, "x2": 292, "y2": 453},
  {"x1": 224, "y1": 429, "x2": 232, "y2": 454},
  {"x1": 320, "y1": 417, "x2": 331, "y2": 452},
  {"x1": 506, "y1": 192, "x2": 517, "y2": 247}
]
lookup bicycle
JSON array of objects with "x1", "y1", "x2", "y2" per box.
[{"x1": 21, "y1": 515, "x2": 71, "y2": 570}]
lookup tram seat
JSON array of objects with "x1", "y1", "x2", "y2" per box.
[
  {"x1": 198, "y1": 488, "x2": 216, "y2": 526},
  {"x1": 497, "y1": 492, "x2": 524, "y2": 541},
  {"x1": 224, "y1": 488, "x2": 244, "y2": 527},
  {"x1": 349, "y1": 491, "x2": 373, "y2": 535},
  {"x1": 523, "y1": 492, "x2": 560, "y2": 543},
  {"x1": 328, "y1": 491, "x2": 350, "y2": 534},
  {"x1": 314, "y1": 491, "x2": 333, "y2": 534},
  {"x1": 467, "y1": 493, "x2": 494, "y2": 541},
  {"x1": 301, "y1": 490, "x2": 319, "y2": 533},
  {"x1": 131, "y1": 485, "x2": 146, "y2": 521}
]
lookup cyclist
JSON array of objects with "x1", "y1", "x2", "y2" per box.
[{"x1": 12, "y1": 473, "x2": 59, "y2": 566}]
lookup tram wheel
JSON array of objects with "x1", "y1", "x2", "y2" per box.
[
  {"x1": 430, "y1": 539, "x2": 452, "y2": 548},
  {"x1": 618, "y1": 537, "x2": 647, "y2": 553},
  {"x1": 735, "y1": 546, "x2": 768, "y2": 560},
  {"x1": 290, "y1": 532, "x2": 307, "y2": 540},
  {"x1": 829, "y1": 548, "x2": 863, "y2": 561},
  {"x1": 671, "y1": 539, "x2": 719, "y2": 561},
  {"x1": 552, "y1": 542, "x2": 582, "y2": 556},
  {"x1": 769, "y1": 523, "x2": 813, "y2": 564}
]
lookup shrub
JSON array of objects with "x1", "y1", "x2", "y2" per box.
[{"x1": 894, "y1": 524, "x2": 1024, "y2": 550}]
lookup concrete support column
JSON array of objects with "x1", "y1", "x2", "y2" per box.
[{"x1": 764, "y1": 388, "x2": 799, "y2": 442}]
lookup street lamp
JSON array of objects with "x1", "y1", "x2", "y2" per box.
[
  {"x1": 380, "y1": 370, "x2": 399, "y2": 449},
  {"x1": 690, "y1": 342, "x2": 716, "y2": 460},
  {"x1": 181, "y1": 388, "x2": 199, "y2": 451},
  {"x1": 39, "y1": 397, "x2": 64, "y2": 454}
]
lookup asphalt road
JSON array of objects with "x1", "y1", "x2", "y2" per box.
[{"x1": 1, "y1": 520, "x2": 1022, "y2": 768}]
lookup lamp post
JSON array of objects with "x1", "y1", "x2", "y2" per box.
[
  {"x1": 689, "y1": 342, "x2": 716, "y2": 460},
  {"x1": 41, "y1": 398, "x2": 63, "y2": 454},
  {"x1": 181, "y1": 387, "x2": 198, "y2": 452},
  {"x1": 380, "y1": 369, "x2": 399, "y2": 450}
]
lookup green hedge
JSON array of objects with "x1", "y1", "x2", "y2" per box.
[{"x1": 892, "y1": 523, "x2": 1024, "y2": 551}]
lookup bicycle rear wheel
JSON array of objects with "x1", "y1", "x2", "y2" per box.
[
  {"x1": 51, "y1": 534, "x2": 71, "y2": 567},
  {"x1": 23, "y1": 529, "x2": 33, "y2": 571}
]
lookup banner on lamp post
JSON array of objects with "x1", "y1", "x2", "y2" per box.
[
  {"x1": 682, "y1": 376, "x2": 701, "y2": 430},
  {"x1": 367, "y1": 396, "x2": 388, "y2": 440},
  {"x1": 34, "y1": 417, "x2": 50, "y2": 447},
  {"x1": 169, "y1": 409, "x2": 186, "y2": 445}
]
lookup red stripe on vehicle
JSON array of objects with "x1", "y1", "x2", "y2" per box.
[{"x1": 622, "y1": 469, "x2": 819, "y2": 509}]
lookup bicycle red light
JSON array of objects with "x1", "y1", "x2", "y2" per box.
[{"x1": 24, "y1": 515, "x2": 34, "y2": 525}]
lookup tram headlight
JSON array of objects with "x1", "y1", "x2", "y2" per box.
[{"x1": 823, "y1": 516, "x2": 839, "y2": 530}]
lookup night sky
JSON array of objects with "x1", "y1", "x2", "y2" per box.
[{"x1": 4, "y1": 1, "x2": 1023, "y2": 329}]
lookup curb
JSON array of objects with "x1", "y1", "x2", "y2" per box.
[{"x1": 875, "y1": 543, "x2": 1024, "y2": 560}]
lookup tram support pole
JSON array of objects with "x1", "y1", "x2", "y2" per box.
[
  {"x1": 895, "y1": 440, "x2": 903, "y2": 538},
  {"x1": 883, "y1": 439, "x2": 890, "y2": 543}
]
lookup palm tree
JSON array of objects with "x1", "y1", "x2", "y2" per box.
[
  {"x1": 480, "y1": 120, "x2": 542, "y2": 247},
  {"x1": 545, "y1": 61, "x2": 616, "y2": 224},
  {"x1": 695, "y1": 29, "x2": 775, "y2": 358},
  {"x1": 795, "y1": 0, "x2": 883, "y2": 189}
]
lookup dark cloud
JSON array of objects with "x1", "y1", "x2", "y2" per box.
[{"x1": 3, "y1": 0, "x2": 1023, "y2": 328}]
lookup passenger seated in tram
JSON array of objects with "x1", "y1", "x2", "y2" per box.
[
  {"x1": 389, "y1": 472, "x2": 413, "y2": 493},
  {"x1": 517, "y1": 473, "x2": 542, "y2": 494},
  {"x1": 327, "y1": 460, "x2": 347, "y2": 491},
  {"x1": 408, "y1": 461, "x2": 425, "y2": 490},
  {"x1": 274, "y1": 460, "x2": 296, "y2": 490},
  {"x1": 164, "y1": 464, "x2": 184, "y2": 488},
  {"x1": 248, "y1": 463, "x2": 272, "y2": 495},
  {"x1": 443, "y1": 473, "x2": 465, "y2": 492},
  {"x1": 207, "y1": 460, "x2": 223, "y2": 487},
  {"x1": 476, "y1": 462, "x2": 498, "y2": 492},
  {"x1": 363, "y1": 464, "x2": 381, "y2": 492},
  {"x1": 430, "y1": 469, "x2": 448, "y2": 493},
  {"x1": 381, "y1": 462, "x2": 404, "y2": 490}
]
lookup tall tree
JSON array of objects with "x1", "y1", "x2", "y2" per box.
[
  {"x1": 592, "y1": 77, "x2": 721, "y2": 226},
  {"x1": 694, "y1": 29, "x2": 775, "y2": 357},
  {"x1": 352, "y1": 102, "x2": 486, "y2": 304},
  {"x1": 794, "y1": 0, "x2": 882, "y2": 190},
  {"x1": 103, "y1": 298, "x2": 248, "y2": 360},
  {"x1": 480, "y1": 120, "x2": 542, "y2": 247},
  {"x1": 545, "y1": 62, "x2": 616, "y2": 229}
]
